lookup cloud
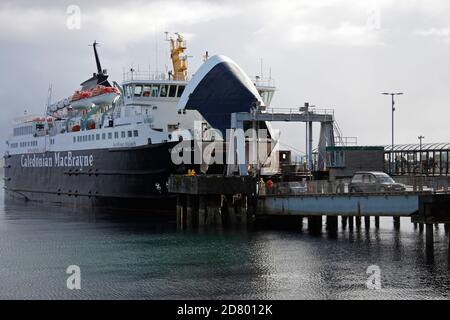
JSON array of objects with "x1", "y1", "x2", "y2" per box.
[
  {"x1": 414, "y1": 27, "x2": 450, "y2": 43},
  {"x1": 0, "y1": 1, "x2": 239, "y2": 45}
]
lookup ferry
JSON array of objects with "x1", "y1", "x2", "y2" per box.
[{"x1": 3, "y1": 34, "x2": 276, "y2": 212}]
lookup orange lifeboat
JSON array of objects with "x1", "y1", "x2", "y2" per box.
[
  {"x1": 71, "y1": 90, "x2": 92, "y2": 102},
  {"x1": 72, "y1": 125, "x2": 81, "y2": 132}
]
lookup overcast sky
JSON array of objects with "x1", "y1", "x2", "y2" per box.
[{"x1": 1, "y1": 0, "x2": 450, "y2": 156}]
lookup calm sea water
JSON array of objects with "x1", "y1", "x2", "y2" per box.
[{"x1": 1, "y1": 182, "x2": 450, "y2": 300}]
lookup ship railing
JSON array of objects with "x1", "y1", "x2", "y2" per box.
[
  {"x1": 263, "y1": 107, "x2": 335, "y2": 116},
  {"x1": 252, "y1": 77, "x2": 275, "y2": 88},
  {"x1": 123, "y1": 70, "x2": 191, "y2": 82}
]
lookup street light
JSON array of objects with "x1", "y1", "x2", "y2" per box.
[
  {"x1": 418, "y1": 135, "x2": 425, "y2": 151},
  {"x1": 418, "y1": 135, "x2": 425, "y2": 174},
  {"x1": 382, "y1": 92, "x2": 404, "y2": 173}
]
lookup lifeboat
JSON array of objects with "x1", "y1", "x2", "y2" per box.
[
  {"x1": 70, "y1": 90, "x2": 93, "y2": 109},
  {"x1": 69, "y1": 86, "x2": 120, "y2": 108},
  {"x1": 90, "y1": 85, "x2": 120, "y2": 106},
  {"x1": 72, "y1": 125, "x2": 81, "y2": 132}
]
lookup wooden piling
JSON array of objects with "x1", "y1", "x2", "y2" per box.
[
  {"x1": 445, "y1": 224, "x2": 449, "y2": 234},
  {"x1": 198, "y1": 196, "x2": 206, "y2": 227},
  {"x1": 176, "y1": 195, "x2": 183, "y2": 229},
  {"x1": 426, "y1": 224, "x2": 434, "y2": 258},
  {"x1": 355, "y1": 216, "x2": 362, "y2": 230},
  {"x1": 419, "y1": 223, "x2": 424, "y2": 233},
  {"x1": 393, "y1": 217, "x2": 401, "y2": 230},
  {"x1": 186, "y1": 195, "x2": 194, "y2": 229},
  {"x1": 348, "y1": 216, "x2": 354, "y2": 230},
  {"x1": 326, "y1": 216, "x2": 338, "y2": 232},
  {"x1": 375, "y1": 216, "x2": 380, "y2": 229},
  {"x1": 364, "y1": 216, "x2": 371, "y2": 229},
  {"x1": 341, "y1": 216, "x2": 348, "y2": 229}
]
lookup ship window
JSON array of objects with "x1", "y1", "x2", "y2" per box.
[
  {"x1": 108, "y1": 132, "x2": 112, "y2": 139},
  {"x1": 169, "y1": 85, "x2": 177, "y2": 98},
  {"x1": 151, "y1": 85, "x2": 160, "y2": 97},
  {"x1": 88, "y1": 135, "x2": 91, "y2": 141},
  {"x1": 83, "y1": 136, "x2": 87, "y2": 142},
  {"x1": 73, "y1": 137, "x2": 76, "y2": 143},
  {"x1": 77, "y1": 136, "x2": 81, "y2": 142},
  {"x1": 121, "y1": 131, "x2": 125, "y2": 138},
  {"x1": 102, "y1": 133, "x2": 106, "y2": 140},
  {"x1": 134, "y1": 85, "x2": 143, "y2": 97},
  {"x1": 133, "y1": 130, "x2": 138, "y2": 137},
  {"x1": 91, "y1": 134, "x2": 95, "y2": 141},
  {"x1": 160, "y1": 85, "x2": 168, "y2": 97},
  {"x1": 142, "y1": 86, "x2": 151, "y2": 97},
  {"x1": 27, "y1": 141, "x2": 30, "y2": 147},
  {"x1": 177, "y1": 85, "x2": 185, "y2": 97},
  {"x1": 114, "y1": 132, "x2": 119, "y2": 139},
  {"x1": 128, "y1": 131, "x2": 132, "y2": 138},
  {"x1": 96, "y1": 134, "x2": 100, "y2": 140}
]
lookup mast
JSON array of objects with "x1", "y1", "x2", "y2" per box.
[
  {"x1": 92, "y1": 41, "x2": 103, "y2": 75},
  {"x1": 166, "y1": 33, "x2": 189, "y2": 81}
]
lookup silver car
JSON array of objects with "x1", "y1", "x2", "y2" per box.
[{"x1": 349, "y1": 172, "x2": 406, "y2": 193}]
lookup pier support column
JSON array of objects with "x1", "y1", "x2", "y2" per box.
[
  {"x1": 355, "y1": 216, "x2": 362, "y2": 230},
  {"x1": 375, "y1": 216, "x2": 380, "y2": 229},
  {"x1": 186, "y1": 195, "x2": 194, "y2": 229},
  {"x1": 393, "y1": 217, "x2": 401, "y2": 230},
  {"x1": 308, "y1": 216, "x2": 322, "y2": 233},
  {"x1": 413, "y1": 222, "x2": 418, "y2": 230},
  {"x1": 326, "y1": 216, "x2": 338, "y2": 231},
  {"x1": 176, "y1": 195, "x2": 183, "y2": 230},
  {"x1": 198, "y1": 196, "x2": 206, "y2": 227},
  {"x1": 426, "y1": 224, "x2": 434, "y2": 259},
  {"x1": 348, "y1": 216, "x2": 354, "y2": 230},
  {"x1": 225, "y1": 195, "x2": 237, "y2": 226},
  {"x1": 445, "y1": 224, "x2": 449, "y2": 234},
  {"x1": 419, "y1": 223, "x2": 424, "y2": 233},
  {"x1": 364, "y1": 216, "x2": 371, "y2": 229},
  {"x1": 341, "y1": 216, "x2": 348, "y2": 229}
]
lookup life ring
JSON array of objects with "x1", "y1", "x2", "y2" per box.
[{"x1": 266, "y1": 180, "x2": 273, "y2": 189}]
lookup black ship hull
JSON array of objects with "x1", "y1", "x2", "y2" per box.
[{"x1": 3, "y1": 142, "x2": 182, "y2": 213}]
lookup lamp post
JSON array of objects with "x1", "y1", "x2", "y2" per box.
[
  {"x1": 382, "y1": 92, "x2": 404, "y2": 174},
  {"x1": 418, "y1": 135, "x2": 425, "y2": 174}
]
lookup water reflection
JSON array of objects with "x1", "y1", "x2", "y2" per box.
[{"x1": 1, "y1": 192, "x2": 450, "y2": 299}]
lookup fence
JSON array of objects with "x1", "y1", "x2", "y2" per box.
[{"x1": 258, "y1": 177, "x2": 447, "y2": 196}]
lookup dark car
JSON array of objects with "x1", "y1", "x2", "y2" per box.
[{"x1": 349, "y1": 172, "x2": 406, "y2": 193}]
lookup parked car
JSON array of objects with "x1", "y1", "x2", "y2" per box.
[{"x1": 349, "y1": 172, "x2": 406, "y2": 193}]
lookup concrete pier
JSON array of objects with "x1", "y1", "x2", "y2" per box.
[{"x1": 168, "y1": 175, "x2": 256, "y2": 229}]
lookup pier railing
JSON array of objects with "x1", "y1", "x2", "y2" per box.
[{"x1": 259, "y1": 178, "x2": 445, "y2": 197}]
